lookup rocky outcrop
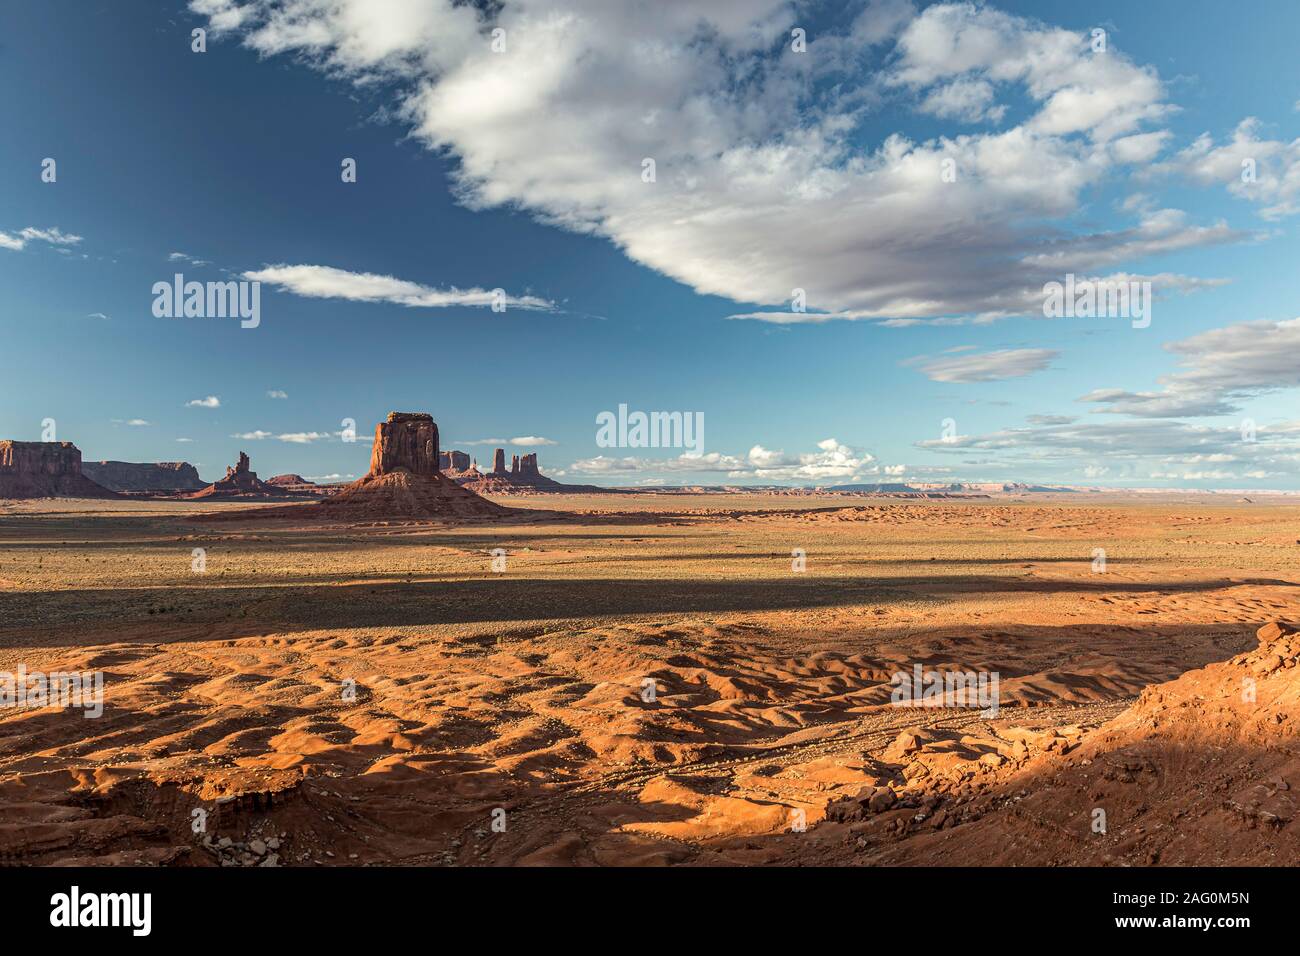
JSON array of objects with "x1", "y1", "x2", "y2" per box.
[
  {"x1": 371, "y1": 412, "x2": 439, "y2": 477},
  {"x1": 265, "y1": 474, "x2": 339, "y2": 497},
  {"x1": 448, "y1": 448, "x2": 604, "y2": 495},
  {"x1": 265, "y1": 474, "x2": 314, "y2": 486},
  {"x1": 188, "y1": 452, "x2": 295, "y2": 499},
  {"x1": 214, "y1": 413, "x2": 510, "y2": 520},
  {"x1": 0, "y1": 441, "x2": 120, "y2": 499},
  {"x1": 82, "y1": 460, "x2": 204, "y2": 492},
  {"x1": 438, "y1": 450, "x2": 471, "y2": 473}
]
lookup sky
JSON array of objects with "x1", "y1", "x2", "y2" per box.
[{"x1": 2, "y1": 0, "x2": 1299, "y2": 489}]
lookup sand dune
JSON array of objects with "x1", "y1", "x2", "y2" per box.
[{"x1": 0, "y1": 494, "x2": 1296, "y2": 865}]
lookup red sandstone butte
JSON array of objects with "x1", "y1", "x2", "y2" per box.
[
  {"x1": 214, "y1": 413, "x2": 510, "y2": 520},
  {"x1": 444, "y1": 446, "x2": 604, "y2": 495},
  {"x1": 0, "y1": 440, "x2": 120, "y2": 499},
  {"x1": 188, "y1": 452, "x2": 295, "y2": 499},
  {"x1": 371, "y1": 412, "x2": 439, "y2": 477},
  {"x1": 81, "y1": 459, "x2": 204, "y2": 493},
  {"x1": 438, "y1": 450, "x2": 471, "y2": 473},
  {"x1": 265, "y1": 474, "x2": 314, "y2": 486}
]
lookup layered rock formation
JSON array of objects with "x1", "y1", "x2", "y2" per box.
[
  {"x1": 188, "y1": 452, "x2": 295, "y2": 499},
  {"x1": 0, "y1": 441, "x2": 119, "y2": 499},
  {"x1": 82, "y1": 460, "x2": 204, "y2": 493},
  {"x1": 371, "y1": 412, "x2": 439, "y2": 477},
  {"x1": 266, "y1": 474, "x2": 338, "y2": 496},
  {"x1": 265, "y1": 474, "x2": 314, "y2": 487},
  {"x1": 219, "y1": 413, "x2": 509, "y2": 520},
  {"x1": 446, "y1": 446, "x2": 602, "y2": 494},
  {"x1": 438, "y1": 450, "x2": 471, "y2": 473}
]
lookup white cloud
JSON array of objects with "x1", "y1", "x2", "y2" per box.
[
  {"x1": 194, "y1": 1, "x2": 1232, "y2": 325},
  {"x1": 457, "y1": 436, "x2": 557, "y2": 446},
  {"x1": 19, "y1": 227, "x2": 81, "y2": 245},
  {"x1": 187, "y1": 395, "x2": 221, "y2": 408},
  {"x1": 915, "y1": 347, "x2": 1057, "y2": 383},
  {"x1": 1153, "y1": 118, "x2": 1300, "y2": 220},
  {"x1": 727, "y1": 269, "x2": 1227, "y2": 325},
  {"x1": 569, "y1": 438, "x2": 875, "y2": 482},
  {"x1": 918, "y1": 78, "x2": 1005, "y2": 123},
  {"x1": 244, "y1": 264, "x2": 552, "y2": 310},
  {"x1": 569, "y1": 452, "x2": 747, "y2": 475},
  {"x1": 1019, "y1": 207, "x2": 1248, "y2": 272},
  {"x1": 915, "y1": 417, "x2": 1300, "y2": 484},
  {"x1": 190, "y1": 0, "x2": 253, "y2": 32},
  {"x1": 1080, "y1": 316, "x2": 1300, "y2": 417},
  {"x1": 168, "y1": 251, "x2": 212, "y2": 266},
  {"x1": 0, "y1": 226, "x2": 83, "y2": 251},
  {"x1": 267, "y1": 389, "x2": 288, "y2": 399},
  {"x1": 507, "y1": 436, "x2": 556, "y2": 446},
  {"x1": 231, "y1": 429, "x2": 330, "y2": 443}
]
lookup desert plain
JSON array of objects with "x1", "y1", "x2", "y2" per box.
[{"x1": 1, "y1": 492, "x2": 1297, "y2": 866}]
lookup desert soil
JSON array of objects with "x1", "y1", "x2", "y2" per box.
[{"x1": 0, "y1": 493, "x2": 1296, "y2": 866}]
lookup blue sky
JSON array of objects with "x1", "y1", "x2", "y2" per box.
[{"x1": 2, "y1": 0, "x2": 1299, "y2": 488}]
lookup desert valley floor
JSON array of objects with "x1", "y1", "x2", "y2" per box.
[{"x1": 1, "y1": 493, "x2": 1297, "y2": 866}]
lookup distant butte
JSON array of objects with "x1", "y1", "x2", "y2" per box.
[
  {"x1": 187, "y1": 451, "x2": 297, "y2": 499},
  {"x1": 212, "y1": 413, "x2": 511, "y2": 520},
  {"x1": 82, "y1": 459, "x2": 205, "y2": 493},
  {"x1": 444, "y1": 445, "x2": 606, "y2": 494},
  {"x1": 0, "y1": 440, "x2": 119, "y2": 499}
]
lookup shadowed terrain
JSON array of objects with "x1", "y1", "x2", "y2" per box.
[{"x1": 0, "y1": 493, "x2": 1297, "y2": 865}]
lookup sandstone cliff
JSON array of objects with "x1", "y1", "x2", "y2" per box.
[
  {"x1": 82, "y1": 460, "x2": 204, "y2": 492},
  {"x1": 0, "y1": 441, "x2": 119, "y2": 499},
  {"x1": 371, "y1": 412, "x2": 439, "y2": 477},
  {"x1": 188, "y1": 452, "x2": 295, "y2": 499},
  {"x1": 446, "y1": 447, "x2": 601, "y2": 494}
]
